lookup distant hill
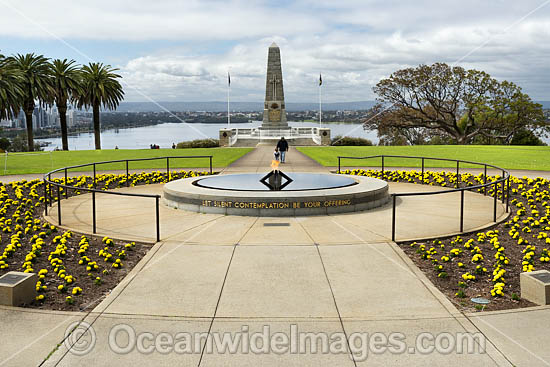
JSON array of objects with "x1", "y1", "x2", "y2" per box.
[
  {"x1": 112, "y1": 100, "x2": 550, "y2": 112},
  {"x1": 114, "y1": 101, "x2": 377, "y2": 113}
]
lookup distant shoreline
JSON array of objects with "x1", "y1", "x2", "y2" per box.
[{"x1": 32, "y1": 120, "x2": 364, "y2": 140}]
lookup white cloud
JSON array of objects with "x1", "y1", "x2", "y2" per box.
[
  {"x1": 1, "y1": 0, "x2": 324, "y2": 41},
  {"x1": 2, "y1": 0, "x2": 549, "y2": 101}
]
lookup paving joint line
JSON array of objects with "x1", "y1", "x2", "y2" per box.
[
  {"x1": 197, "y1": 243, "x2": 238, "y2": 366},
  {"x1": 314, "y1": 243, "x2": 357, "y2": 367}
]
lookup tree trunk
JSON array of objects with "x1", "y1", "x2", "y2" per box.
[
  {"x1": 23, "y1": 100, "x2": 35, "y2": 152},
  {"x1": 58, "y1": 104, "x2": 69, "y2": 151},
  {"x1": 456, "y1": 134, "x2": 467, "y2": 145},
  {"x1": 93, "y1": 102, "x2": 101, "y2": 150}
]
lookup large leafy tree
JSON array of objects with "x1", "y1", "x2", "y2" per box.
[
  {"x1": 50, "y1": 59, "x2": 82, "y2": 151},
  {"x1": 0, "y1": 54, "x2": 24, "y2": 120},
  {"x1": 77, "y1": 63, "x2": 124, "y2": 150},
  {"x1": 7, "y1": 53, "x2": 53, "y2": 151},
  {"x1": 367, "y1": 63, "x2": 547, "y2": 145}
]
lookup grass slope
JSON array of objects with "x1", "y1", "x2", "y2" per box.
[
  {"x1": 297, "y1": 145, "x2": 550, "y2": 171},
  {"x1": 2, "y1": 147, "x2": 252, "y2": 175}
]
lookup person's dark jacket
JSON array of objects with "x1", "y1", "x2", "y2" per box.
[{"x1": 276, "y1": 139, "x2": 289, "y2": 152}]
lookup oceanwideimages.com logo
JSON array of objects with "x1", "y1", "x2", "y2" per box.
[{"x1": 64, "y1": 322, "x2": 486, "y2": 361}]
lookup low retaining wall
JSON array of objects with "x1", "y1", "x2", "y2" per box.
[{"x1": 163, "y1": 174, "x2": 390, "y2": 217}]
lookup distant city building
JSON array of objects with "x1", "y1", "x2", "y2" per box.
[{"x1": 67, "y1": 109, "x2": 75, "y2": 127}]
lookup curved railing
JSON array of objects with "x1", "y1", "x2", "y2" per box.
[
  {"x1": 337, "y1": 155, "x2": 511, "y2": 241},
  {"x1": 42, "y1": 154, "x2": 510, "y2": 243},
  {"x1": 43, "y1": 156, "x2": 213, "y2": 242}
]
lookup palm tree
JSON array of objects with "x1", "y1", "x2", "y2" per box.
[
  {"x1": 7, "y1": 53, "x2": 53, "y2": 151},
  {"x1": 0, "y1": 54, "x2": 24, "y2": 121},
  {"x1": 50, "y1": 59, "x2": 82, "y2": 151},
  {"x1": 77, "y1": 63, "x2": 124, "y2": 150}
]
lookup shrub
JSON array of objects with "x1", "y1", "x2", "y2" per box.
[
  {"x1": 176, "y1": 139, "x2": 219, "y2": 149},
  {"x1": 510, "y1": 129, "x2": 546, "y2": 146},
  {"x1": 331, "y1": 136, "x2": 373, "y2": 146},
  {"x1": 0, "y1": 137, "x2": 10, "y2": 151}
]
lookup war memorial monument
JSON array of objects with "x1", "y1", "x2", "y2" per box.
[
  {"x1": 166, "y1": 44, "x2": 390, "y2": 217},
  {"x1": 219, "y1": 43, "x2": 331, "y2": 147}
]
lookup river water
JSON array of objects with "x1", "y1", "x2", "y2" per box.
[{"x1": 36, "y1": 121, "x2": 378, "y2": 151}]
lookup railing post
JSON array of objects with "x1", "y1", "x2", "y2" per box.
[
  {"x1": 484, "y1": 165, "x2": 487, "y2": 196},
  {"x1": 338, "y1": 157, "x2": 341, "y2": 173},
  {"x1": 460, "y1": 189, "x2": 464, "y2": 232},
  {"x1": 92, "y1": 191, "x2": 96, "y2": 234},
  {"x1": 57, "y1": 185, "x2": 61, "y2": 226},
  {"x1": 381, "y1": 156, "x2": 385, "y2": 176},
  {"x1": 64, "y1": 168, "x2": 68, "y2": 198},
  {"x1": 166, "y1": 157, "x2": 170, "y2": 180},
  {"x1": 456, "y1": 161, "x2": 459, "y2": 188},
  {"x1": 422, "y1": 157, "x2": 430, "y2": 184},
  {"x1": 501, "y1": 170, "x2": 505, "y2": 203},
  {"x1": 93, "y1": 163, "x2": 97, "y2": 189},
  {"x1": 44, "y1": 179, "x2": 48, "y2": 216},
  {"x1": 391, "y1": 195, "x2": 396, "y2": 242},
  {"x1": 493, "y1": 181, "x2": 498, "y2": 222},
  {"x1": 506, "y1": 176, "x2": 510, "y2": 213},
  {"x1": 209, "y1": 156, "x2": 213, "y2": 174},
  {"x1": 155, "y1": 196, "x2": 160, "y2": 242},
  {"x1": 48, "y1": 173, "x2": 52, "y2": 207},
  {"x1": 126, "y1": 160, "x2": 129, "y2": 187}
]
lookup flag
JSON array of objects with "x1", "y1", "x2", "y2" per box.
[
  {"x1": 319, "y1": 73, "x2": 322, "y2": 86},
  {"x1": 228, "y1": 72, "x2": 231, "y2": 86}
]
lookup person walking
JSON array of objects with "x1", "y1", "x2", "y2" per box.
[{"x1": 276, "y1": 137, "x2": 288, "y2": 163}]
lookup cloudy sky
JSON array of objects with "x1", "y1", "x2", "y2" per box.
[{"x1": 1, "y1": 0, "x2": 549, "y2": 102}]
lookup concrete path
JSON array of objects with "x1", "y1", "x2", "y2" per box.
[
  {"x1": 3, "y1": 144, "x2": 550, "y2": 366},
  {"x1": 0, "y1": 306, "x2": 85, "y2": 367},
  {"x1": 42, "y1": 239, "x2": 509, "y2": 366},
  {"x1": 221, "y1": 144, "x2": 329, "y2": 174}
]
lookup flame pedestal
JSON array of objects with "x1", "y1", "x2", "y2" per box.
[{"x1": 163, "y1": 172, "x2": 389, "y2": 217}]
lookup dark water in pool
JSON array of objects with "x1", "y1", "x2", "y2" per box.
[{"x1": 194, "y1": 173, "x2": 357, "y2": 191}]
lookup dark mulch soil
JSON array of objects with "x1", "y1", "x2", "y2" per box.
[{"x1": 343, "y1": 168, "x2": 550, "y2": 313}]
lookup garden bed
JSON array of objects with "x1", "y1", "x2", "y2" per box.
[
  {"x1": 0, "y1": 170, "x2": 209, "y2": 311},
  {"x1": 343, "y1": 168, "x2": 550, "y2": 312}
]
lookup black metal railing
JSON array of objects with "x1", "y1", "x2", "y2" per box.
[
  {"x1": 337, "y1": 155, "x2": 511, "y2": 241},
  {"x1": 43, "y1": 156, "x2": 213, "y2": 242}
]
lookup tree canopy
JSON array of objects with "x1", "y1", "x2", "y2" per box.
[
  {"x1": 7, "y1": 53, "x2": 54, "y2": 151},
  {"x1": 50, "y1": 59, "x2": 82, "y2": 150},
  {"x1": 0, "y1": 54, "x2": 24, "y2": 120},
  {"x1": 77, "y1": 63, "x2": 124, "y2": 149},
  {"x1": 366, "y1": 63, "x2": 547, "y2": 145}
]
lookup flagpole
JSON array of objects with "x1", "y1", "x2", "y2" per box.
[
  {"x1": 319, "y1": 73, "x2": 322, "y2": 129},
  {"x1": 227, "y1": 72, "x2": 231, "y2": 127}
]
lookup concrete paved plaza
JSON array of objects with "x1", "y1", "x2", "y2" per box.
[{"x1": 1, "y1": 146, "x2": 549, "y2": 366}]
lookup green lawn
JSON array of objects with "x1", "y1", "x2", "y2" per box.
[
  {"x1": 2, "y1": 147, "x2": 252, "y2": 175},
  {"x1": 297, "y1": 145, "x2": 550, "y2": 171}
]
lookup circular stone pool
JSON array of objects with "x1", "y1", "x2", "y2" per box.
[
  {"x1": 194, "y1": 173, "x2": 357, "y2": 191},
  {"x1": 163, "y1": 172, "x2": 389, "y2": 217}
]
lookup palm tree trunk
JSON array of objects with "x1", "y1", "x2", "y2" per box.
[
  {"x1": 23, "y1": 101, "x2": 34, "y2": 152},
  {"x1": 58, "y1": 105, "x2": 69, "y2": 151},
  {"x1": 93, "y1": 102, "x2": 101, "y2": 150}
]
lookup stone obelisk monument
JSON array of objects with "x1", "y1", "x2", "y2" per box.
[{"x1": 262, "y1": 42, "x2": 289, "y2": 129}]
